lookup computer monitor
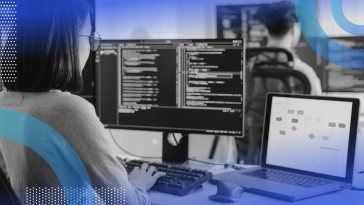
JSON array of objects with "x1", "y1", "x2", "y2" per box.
[
  {"x1": 217, "y1": 4, "x2": 267, "y2": 47},
  {"x1": 318, "y1": 36, "x2": 364, "y2": 92},
  {"x1": 96, "y1": 39, "x2": 245, "y2": 162}
]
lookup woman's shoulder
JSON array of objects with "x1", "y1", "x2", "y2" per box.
[
  {"x1": 48, "y1": 91, "x2": 92, "y2": 108},
  {"x1": 38, "y1": 91, "x2": 96, "y2": 122}
]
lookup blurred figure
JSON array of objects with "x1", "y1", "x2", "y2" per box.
[
  {"x1": 236, "y1": 1, "x2": 322, "y2": 165},
  {"x1": 260, "y1": 0, "x2": 322, "y2": 95}
]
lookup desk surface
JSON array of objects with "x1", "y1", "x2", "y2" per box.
[{"x1": 148, "y1": 164, "x2": 364, "y2": 205}]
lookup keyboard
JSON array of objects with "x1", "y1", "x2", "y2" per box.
[
  {"x1": 125, "y1": 159, "x2": 213, "y2": 196},
  {"x1": 241, "y1": 169, "x2": 332, "y2": 188}
]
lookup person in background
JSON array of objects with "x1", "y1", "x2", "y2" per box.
[
  {"x1": 0, "y1": 0, "x2": 164, "y2": 204},
  {"x1": 260, "y1": 0, "x2": 322, "y2": 95},
  {"x1": 236, "y1": 1, "x2": 322, "y2": 165}
]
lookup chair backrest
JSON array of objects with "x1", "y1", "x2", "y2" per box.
[
  {"x1": 238, "y1": 47, "x2": 312, "y2": 164},
  {"x1": 0, "y1": 168, "x2": 19, "y2": 205},
  {"x1": 246, "y1": 47, "x2": 295, "y2": 67},
  {"x1": 253, "y1": 67, "x2": 311, "y2": 92},
  {"x1": 245, "y1": 47, "x2": 311, "y2": 123}
]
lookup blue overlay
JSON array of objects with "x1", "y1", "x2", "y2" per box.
[
  {"x1": 0, "y1": 108, "x2": 95, "y2": 205},
  {"x1": 331, "y1": 0, "x2": 364, "y2": 36},
  {"x1": 296, "y1": 0, "x2": 364, "y2": 69}
]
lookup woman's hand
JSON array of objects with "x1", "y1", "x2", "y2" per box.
[{"x1": 128, "y1": 163, "x2": 166, "y2": 191}]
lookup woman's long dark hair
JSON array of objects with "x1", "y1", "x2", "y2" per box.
[{"x1": 2, "y1": 0, "x2": 91, "y2": 93}]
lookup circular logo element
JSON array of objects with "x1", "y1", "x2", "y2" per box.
[
  {"x1": 332, "y1": 0, "x2": 364, "y2": 36},
  {"x1": 296, "y1": 0, "x2": 364, "y2": 69}
]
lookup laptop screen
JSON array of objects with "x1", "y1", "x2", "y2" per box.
[{"x1": 266, "y1": 96, "x2": 353, "y2": 178}]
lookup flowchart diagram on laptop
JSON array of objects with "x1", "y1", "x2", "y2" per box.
[{"x1": 266, "y1": 97, "x2": 352, "y2": 177}]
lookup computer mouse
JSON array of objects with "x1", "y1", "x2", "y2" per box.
[{"x1": 208, "y1": 180, "x2": 244, "y2": 203}]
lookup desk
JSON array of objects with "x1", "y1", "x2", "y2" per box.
[
  {"x1": 112, "y1": 117, "x2": 364, "y2": 205},
  {"x1": 148, "y1": 164, "x2": 364, "y2": 205}
]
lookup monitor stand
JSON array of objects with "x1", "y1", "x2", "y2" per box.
[{"x1": 162, "y1": 132, "x2": 189, "y2": 164}]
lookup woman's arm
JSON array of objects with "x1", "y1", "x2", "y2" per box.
[{"x1": 47, "y1": 95, "x2": 149, "y2": 205}]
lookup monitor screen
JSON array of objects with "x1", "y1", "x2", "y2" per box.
[
  {"x1": 320, "y1": 36, "x2": 364, "y2": 92},
  {"x1": 96, "y1": 39, "x2": 245, "y2": 136},
  {"x1": 266, "y1": 96, "x2": 353, "y2": 178},
  {"x1": 216, "y1": 4, "x2": 267, "y2": 47}
]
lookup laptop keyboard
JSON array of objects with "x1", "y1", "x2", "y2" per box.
[{"x1": 241, "y1": 169, "x2": 333, "y2": 188}]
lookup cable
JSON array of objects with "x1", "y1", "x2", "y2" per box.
[
  {"x1": 171, "y1": 133, "x2": 179, "y2": 145},
  {"x1": 351, "y1": 187, "x2": 364, "y2": 191},
  {"x1": 342, "y1": 171, "x2": 364, "y2": 191},
  {"x1": 342, "y1": 185, "x2": 364, "y2": 191},
  {"x1": 108, "y1": 129, "x2": 237, "y2": 167},
  {"x1": 109, "y1": 129, "x2": 160, "y2": 159}
]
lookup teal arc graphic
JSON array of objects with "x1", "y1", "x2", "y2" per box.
[
  {"x1": 295, "y1": 0, "x2": 364, "y2": 69},
  {"x1": 0, "y1": 108, "x2": 95, "y2": 205},
  {"x1": 331, "y1": 0, "x2": 364, "y2": 36}
]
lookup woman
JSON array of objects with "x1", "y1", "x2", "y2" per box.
[{"x1": 0, "y1": 0, "x2": 164, "y2": 204}]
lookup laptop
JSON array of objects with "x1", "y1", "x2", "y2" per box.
[{"x1": 212, "y1": 93, "x2": 360, "y2": 201}]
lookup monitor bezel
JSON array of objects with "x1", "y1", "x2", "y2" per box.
[
  {"x1": 97, "y1": 39, "x2": 246, "y2": 137},
  {"x1": 260, "y1": 93, "x2": 360, "y2": 183}
]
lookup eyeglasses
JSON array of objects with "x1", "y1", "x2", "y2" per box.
[{"x1": 79, "y1": 31, "x2": 102, "y2": 51}]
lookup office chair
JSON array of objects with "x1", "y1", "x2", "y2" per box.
[
  {"x1": 236, "y1": 47, "x2": 311, "y2": 164},
  {"x1": 0, "y1": 167, "x2": 20, "y2": 205}
]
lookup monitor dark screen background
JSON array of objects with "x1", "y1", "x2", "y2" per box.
[
  {"x1": 80, "y1": 3, "x2": 364, "y2": 140},
  {"x1": 96, "y1": 40, "x2": 245, "y2": 136}
]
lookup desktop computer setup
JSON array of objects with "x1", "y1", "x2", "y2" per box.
[
  {"x1": 96, "y1": 39, "x2": 245, "y2": 159},
  {"x1": 93, "y1": 38, "x2": 362, "y2": 202},
  {"x1": 95, "y1": 39, "x2": 246, "y2": 197},
  {"x1": 82, "y1": 2, "x2": 364, "y2": 203}
]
